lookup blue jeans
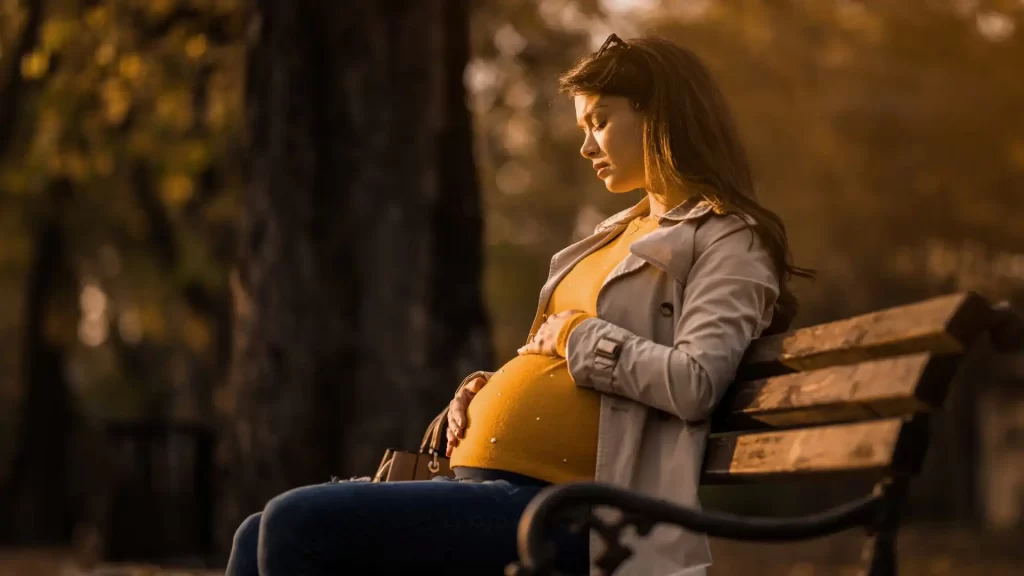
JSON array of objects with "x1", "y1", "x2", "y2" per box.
[{"x1": 225, "y1": 476, "x2": 589, "y2": 575}]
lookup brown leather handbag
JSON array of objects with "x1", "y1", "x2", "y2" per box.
[{"x1": 372, "y1": 406, "x2": 454, "y2": 482}]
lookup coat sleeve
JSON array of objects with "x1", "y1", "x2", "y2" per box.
[{"x1": 565, "y1": 217, "x2": 779, "y2": 422}]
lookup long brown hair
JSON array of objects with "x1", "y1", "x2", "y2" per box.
[{"x1": 559, "y1": 34, "x2": 813, "y2": 332}]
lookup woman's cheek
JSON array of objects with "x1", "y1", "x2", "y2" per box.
[{"x1": 597, "y1": 132, "x2": 613, "y2": 159}]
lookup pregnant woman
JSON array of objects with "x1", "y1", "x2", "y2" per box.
[{"x1": 226, "y1": 34, "x2": 809, "y2": 576}]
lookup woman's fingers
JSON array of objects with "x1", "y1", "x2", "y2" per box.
[
  {"x1": 450, "y1": 390, "x2": 473, "y2": 428},
  {"x1": 527, "y1": 312, "x2": 579, "y2": 356},
  {"x1": 518, "y1": 340, "x2": 540, "y2": 355},
  {"x1": 465, "y1": 375, "x2": 487, "y2": 393},
  {"x1": 456, "y1": 386, "x2": 475, "y2": 405},
  {"x1": 445, "y1": 427, "x2": 457, "y2": 457},
  {"x1": 448, "y1": 409, "x2": 464, "y2": 436},
  {"x1": 519, "y1": 333, "x2": 554, "y2": 355},
  {"x1": 447, "y1": 399, "x2": 460, "y2": 430},
  {"x1": 446, "y1": 373, "x2": 491, "y2": 456},
  {"x1": 449, "y1": 387, "x2": 477, "y2": 432}
]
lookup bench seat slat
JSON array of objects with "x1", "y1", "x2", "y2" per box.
[
  {"x1": 713, "y1": 353, "x2": 958, "y2": 433},
  {"x1": 701, "y1": 417, "x2": 927, "y2": 484}
]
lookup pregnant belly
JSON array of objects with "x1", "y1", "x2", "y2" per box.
[{"x1": 449, "y1": 353, "x2": 601, "y2": 483}]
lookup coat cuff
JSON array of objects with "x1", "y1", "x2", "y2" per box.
[
  {"x1": 555, "y1": 312, "x2": 593, "y2": 357},
  {"x1": 566, "y1": 316, "x2": 628, "y2": 393}
]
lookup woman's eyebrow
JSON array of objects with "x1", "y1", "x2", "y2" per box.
[{"x1": 576, "y1": 103, "x2": 607, "y2": 128}]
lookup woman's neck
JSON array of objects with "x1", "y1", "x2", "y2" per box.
[{"x1": 645, "y1": 188, "x2": 689, "y2": 218}]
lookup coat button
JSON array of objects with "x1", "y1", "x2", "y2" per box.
[{"x1": 660, "y1": 302, "x2": 673, "y2": 317}]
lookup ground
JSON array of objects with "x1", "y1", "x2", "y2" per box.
[
  {"x1": 1, "y1": 525, "x2": 1022, "y2": 575},
  {"x1": 0, "y1": 549, "x2": 218, "y2": 576}
]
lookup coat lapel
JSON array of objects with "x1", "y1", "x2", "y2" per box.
[
  {"x1": 528, "y1": 195, "x2": 715, "y2": 340},
  {"x1": 603, "y1": 197, "x2": 713, "y2": 289},
  {"x1": 526, "y1": 227, "x2": 622, "y2": 341}
]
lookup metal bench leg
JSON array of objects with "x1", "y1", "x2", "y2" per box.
[{"x1": 859, "y1": 476, "x2": 909, "y2": 576}]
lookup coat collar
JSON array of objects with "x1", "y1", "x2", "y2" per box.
[{"x1": 593, "y1": 195, "x2": 715, "y2": 234}]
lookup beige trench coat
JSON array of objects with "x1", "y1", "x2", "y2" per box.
[{"x1": 469, "y1": 196, "x2": 779, "y2": 575}]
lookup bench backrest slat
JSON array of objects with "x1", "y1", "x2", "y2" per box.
[
  {"x1": 739, "y1": 292, "x2": 993, "y2": 380},
  {"x1": 704, "y1": 291, "x2": 1001, "y2": 484},
  {"x1": 713, "y1": 353, "x2": 959, "y2": 433},
  {"x1": 702, "y1": 417, "x2": 929, "y2": 484}
]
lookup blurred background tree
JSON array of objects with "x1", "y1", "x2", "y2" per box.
[
  {"x1": 0, "y1": 0, "x2": 247, "y2": 545},
  {"x1": 216, "y1": 0, "x2": 490, "y2": 550}
]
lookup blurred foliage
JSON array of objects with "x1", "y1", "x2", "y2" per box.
[{"x1": 0, "y1": 0, "x2": 246, "y2": 430}]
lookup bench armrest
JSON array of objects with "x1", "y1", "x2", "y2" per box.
[{"x1": 506, "y1": 482, "x2": 884, "y2": 576}]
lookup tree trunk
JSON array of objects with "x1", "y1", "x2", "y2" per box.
[
  {"x1": 217, "y1": 0, "x2": 489, "y2": 552},
  {"x1": 0, "y1": 179, "x2": 76, "y2": 544},
  {"x1": 0, "y1": 0, "x2": 73, "y2": 546},
  {"x1": 0, "y1": 0, "x2": 43, "y2": 156}
]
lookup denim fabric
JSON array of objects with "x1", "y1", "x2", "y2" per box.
[{"x1": 225, "y1": 476, "x2": 589, "y2": 576}]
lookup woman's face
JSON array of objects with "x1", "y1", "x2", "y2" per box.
[{"x1": 574, "y1": 94, "x2": 646, "y2": 193}]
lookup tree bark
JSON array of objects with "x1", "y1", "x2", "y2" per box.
[
  {"x1": 0, "y1": 179, "x2": 76, "y2": 544},
  {"x1": 0, "y1": 0, "x2": 43, "y2": 156},
  {"x1": 0, "y1": 0, "x2": 75, "y2": 547},
  {"x1": 217, "y1": 0, "x2": 489, "y2": 552}
]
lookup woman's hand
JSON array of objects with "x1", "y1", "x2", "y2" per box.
[
  {"x1": 518, "y1": 309, "x2": 588, "y2": 357},
  {"x1": 446, "y1": 374, "x2": 489, "y2": 457}
]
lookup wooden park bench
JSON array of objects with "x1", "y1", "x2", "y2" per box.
[{"x1": 506, "y1": 291, "x2": 1024, "y2": 576}]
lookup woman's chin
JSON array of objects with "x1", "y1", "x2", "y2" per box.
[{"x1": 603, "y1": 179, "x2": 636, "y2": 194}]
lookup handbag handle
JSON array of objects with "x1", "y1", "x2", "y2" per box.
[{"x1": 419, "y1": 407, "x2": 449, "y2": 455}]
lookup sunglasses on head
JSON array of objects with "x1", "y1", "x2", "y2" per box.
[{"x1": 596, "y1": 33, "x2": 629, "y2": 57}]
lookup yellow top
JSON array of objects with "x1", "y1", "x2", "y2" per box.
[{"x1": 450, "y1": 215, "x2": 661, "y2": 484}]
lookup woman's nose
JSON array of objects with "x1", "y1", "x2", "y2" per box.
[{"x1": 580, "y1": 135, "x2": 599, "y2": 158}]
